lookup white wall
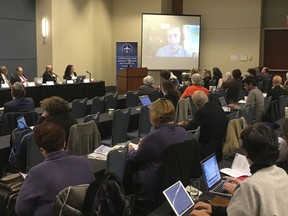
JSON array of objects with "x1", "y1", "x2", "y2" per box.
[{"x1": 184, "y1": 0, "x2": 262, "y2": 75}]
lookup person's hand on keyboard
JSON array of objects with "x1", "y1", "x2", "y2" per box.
[
  {"x1": 190, "y1": 201, "x2": 212, "y2": 216},
  {"x1": 223, "y1": 177, "x2": 240, "y2": 194}
]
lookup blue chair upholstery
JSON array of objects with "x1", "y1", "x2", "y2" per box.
[
  {"x1": 279, "y1": 95, "x2": 288, "y2": 117},
  {"x1": 26, "y1": 133, "x2": 44, "y2": 172},
  {"x1": 105, "y1": 94, "x2": 118, "y2": 112},
  {"x1": 125, "y1": 91, "x2": 140, "y2": 108},
  {"x1": 84, "y1": 112, "x2": 100, "y2": 128},
  {"x1": 71, "y1": 98, "x2": 87, "y2": 119},
  {"x1": 91, "y1": 96, "x2": 105, "y2": 114}
]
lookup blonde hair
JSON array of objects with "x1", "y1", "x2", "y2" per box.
[{"x1": 150, "y1": 98, "x2": 175, "y2": 126}]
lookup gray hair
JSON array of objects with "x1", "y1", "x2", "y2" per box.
[
  {"x1": 143, "y1": 76, "x2": 154, "y2": 86},
  {"x1": 191, "y1": 73, "x2": 203, "y2": 85}
]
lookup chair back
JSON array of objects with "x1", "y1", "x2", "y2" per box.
[
  {"x1": 105, "y1": 94, "x2": 118, "y2": 112},
  {"x1": 71, "y1": 98, "x2": 87, "y2": 119},
  {"x1": 91, "y1": 96, "x2": 105, "y2": 114},
  {"x1": 241, "y1": 104, "x2": 254, "y2": 125},
  {"x1": 111, "y1": 108, "x2": 131, "y2": 146},
  {"x1": 84, "y1": 112, "x2": 100, "y2": 128},
  {"x1": 187, "y1": 126, "x2": 200, "y2": 142},
  {"x1": 1, "y1": 111, "x2": 39, "y2": 135},
  {"x1": 105, "y1": 144, "x2": 128, "y2": 181},
  {"x1": 279, "y1": 95, "x2": 288, "y2": 117},
  {"x1": 264, "y1": 96, "x2": 271, "y2": 113},
  {"x1": 26, "y1": 133, "x2": 44, "y2": 172},
  {"x1": 237, "y1": 88, "x2": 246, "y2": 101},
  {"x1": 148, "y1": 90, "x2": 162, "y2": 102},
  {"x1": 174, "y1": 98, "x2": 192, "y2": 122},
  {"x1": 138, "y1": 106, "x2": 152, "y2": 136},
  {"x1": 125, "y1": 91, "x2": 139, "y2": 108},
  {"x1": 67, "y1": 120, "x2": 101, "y2": 155}
]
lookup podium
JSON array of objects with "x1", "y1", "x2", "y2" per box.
[{"x1": 117, "y1": 67, "x2": 148, "y2": 94}]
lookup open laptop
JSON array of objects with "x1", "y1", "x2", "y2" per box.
[
  {"x1": 219, "y1": 97, "x2": 231, "y2": 112},
  {"x1": 163, "y1": 181, "x2": 194, "y2": 216},
  {"x1": 76, "y1": 75, "x2": 86, "y2": 83},
  {"x1": 201, "y1": 154, "x2": 232, "y2": 197},
  {"x1": 139, "y1": 95, "x2": 152, "y2": 106},
  {"x1": 17, "y1": 115, "x2": 28, "y2": 129}
]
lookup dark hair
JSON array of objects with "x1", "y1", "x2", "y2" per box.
[
  {"x1": 241, "y1": 123, "x2": 279, "y2": 165},
  {"x1": 12, "y1": 82, "x2": 26, "y2": 98},
  {"x1": 232, "y1": 69, "x2": 242, "y2": 79},
  {"x1": 34, "y1": 122, "x2": 66, "y2": 153},
  {"x1": 64, "y1": 64, "x2": 73, "y2": 77},
  {"x1": 247, "y1": 68, "x2": 256, "y2": 77},
  {"x1": 243, "y1": 76, "x2": 257, "y2": 86},
  {"x1": 160, "y1": 70, "x2": 171, "y2": 80},
  {"x1": 162, "y1": 80, "x2": 180, "y2": 101},
  {"x1": 212, "y1": 67, "x2": 222, "y2": 86}
]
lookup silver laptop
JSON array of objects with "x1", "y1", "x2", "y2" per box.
[
  {"x1": 201, "y1": 154, "x2": 232, "y2": 197},
  {"x1": 139, "y1": 95, "x2": 152, "y2": 106},
  {"x1": 163, "y1": 181, "x2": 194, "y2": 216},
  {"x1": 219, "y1": 97, "x2": 231, "y2": 112},
  {"x1": 76, "y1": 75, "x2": 86, "y2": 83},
  {"x1": 34, "y1": 77, "x2": 43, "y2": 85}
]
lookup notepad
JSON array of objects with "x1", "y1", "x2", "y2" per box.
[{"x1": 220, "y1": 153, "x2": 251, "y2": 178}]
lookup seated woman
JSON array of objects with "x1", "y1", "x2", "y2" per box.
[
  {"x1": 190, "y1": 123, "x2": 288, "y2": 216},
  {"x1": 35, "y1": 96, "x2": 77, "y2": 141},
  {"x1": 127, "y1": 98, "x2": 187, "y2": 193},
  {"x1": 138, "y1": 75, "x2": 156, "y2": 96},
  {"x1": 15, "y1": 122, "x2": 95, "y2": 216},
  {"x1": 161, "y1": 80, "x2": 180, "y2": 108},
  {"x1": 63, "y1": 64, "x2": 77, "y2": 81}
]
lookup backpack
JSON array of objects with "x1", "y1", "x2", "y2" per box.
[
  {"x1": 83, "y1": 173, "x2": 130, "y2": 216},
  {"x1": 8, "y1": 127, "x2": 33, "y2": 173}
]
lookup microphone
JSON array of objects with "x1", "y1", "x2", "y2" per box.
[
  {"x1": 52, "y1": 72, "x2": 59, "y2": 77},
  {"x1": 86, "y1": 70, "x2": 91, "y2": 75},
  {"x1": 10, "y1": 73, "x2": 16, "y2": 80}
]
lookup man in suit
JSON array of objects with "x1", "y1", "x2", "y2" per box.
[
  {"x1": 267, "y1": 75, "x2": 288, "y2": 101},
  {"x1": 42, "y1": 65, "x2": 56, "y2": 83},
  {"x1": 3, "y1": 82, "x2": 35, "y2": 114},
  {"x1": 10, "y1": 67, "x2": 29, "y2": 85},
  {"x1": 0, "y1": 65, "x2": 10, "y2": 87},
  {"x1": 179, "y1": 90, "x2": 228, "y2": 161}
]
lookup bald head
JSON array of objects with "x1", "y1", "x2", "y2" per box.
[
  {"x1": 272, "y1": 75, "x2": 282, "y2": 86},
  {"x1": 46, "y1": 65, "x2": 53, "y2": 73},
  {"x1": 192, "y1": 90, "x2": 208, "y2": 108},
  {"x1": 0, "y1": 66, "x2": 8, "y2": 75}
]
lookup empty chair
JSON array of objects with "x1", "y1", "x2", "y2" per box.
[
  {"x1": 26, "y1": 133, "x2": 44, "y2": 172},
  {"x1": 1, "y1": 111, "x2": 39, "y2": 135},
  {"x1": 71, "y1": 98, "x2": 87, "y2": 119},
  {"x1": 187, "y1": 126, "x2": 200, "y2": 142},
  {"x1": 125, "y1": 91, "x2": 140, "y2": 108},
  {"x1": 91, "y1": 96, "x2": 105, "y2": 114},
  {"x1": 264, "y1": 96, "x2": 271, "y2": 113},
  {"x1": 240, "y1": 104, "x2": 254, "y2": 125},
  {"x1": 67, "y1": 120, "x2": 101, "y2": 155},
  {"x1": 84, "y1": 112, "x2": 100, "y2": 128},
  {"x1": 105, "y1": 144, "x2": 128, "y2": 181},
  {"x1": 127, "y1": 105, "x2": 151, "y2": 139},
  {"x1": 105, "y1": 94, "x2": 118, "y2": 112},
  {"x1": 279, "y1": 95, "x2": 288, "y2": 117},
  {"x1": 148, "y1": 90, "x2": 162, "y2": 102},
  {"x1": 102, "y1": 108, "x2": 131, "y2": 146}
]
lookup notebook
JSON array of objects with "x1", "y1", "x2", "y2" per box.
[
  {"x1": 139, "y1": 95, "x2": 152, "y2": 106},
  {"x1": 163, "y1": 181, "x2": 194, "y2": 216},
  {"x1": 17, "y1": 115, "x2": 28, "y2": 129},
  {"x1": 201, "y1": 154, "x2": 232, "y2": 197},
  {"x1": 76, "y1": 75, "x2": 86, "y2": 83}
]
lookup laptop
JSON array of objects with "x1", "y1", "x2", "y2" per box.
[
  {"x1": 163, "y1": 181, "x2": 194, "y2": 216},
  {"x1": 34, "y1": 77, "x2": 43, "y2": 85},
  {"x1": 201, "y1": 154, "x2": 232, "y2": 197},
  {"x1": 219, "y1": 97, "x2": 231, "y2": 112},
  {"x1": 17, "y1": 115, "x2": 28, "y2": 129},
  {"x1": 139, "y1": 95, "x2": 152, "y2": 106},
  {"x1": 76, "y1": 75, "x2": 86, "y2": 83}
]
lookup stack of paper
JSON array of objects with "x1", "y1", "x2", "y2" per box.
[{"x1": 87, "y1": 145, "x2": 113, "y2": 160}]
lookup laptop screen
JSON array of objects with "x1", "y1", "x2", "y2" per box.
[
  {"x1": 163, "y1": 181, "x2": 194, "y2": 216},
  {"x1": 139, "y1": 95, "x2": 152, "y2": 106},
  {"x1": 201, "y1": 154, "x2": 221, "y2": 190},
  {"x1": 76, "y1": 75, "x2": 86, "y2": 83},
  {"x1": 219, "y1": 97, "x2": 227, "y2": 107},
  {"x1": 17, "y1": 115, "x2": 28, "y2": 129}
]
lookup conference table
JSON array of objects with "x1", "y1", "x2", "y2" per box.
[{"x1": 0, "y1": 81, "x2": 106, "y2": 107}]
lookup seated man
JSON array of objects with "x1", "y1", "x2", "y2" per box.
[
  {"x1": 16, "y1": 122, "x2": 95, "y2": 216},
  {"x1": 42, "y1": 65, "x2": 56, "y2": 83},
  {"x1": 0, "y1": 65, "x2": 10, "y2": 87},
  {"x1": 10, "y1": 67, "x2": 29, "y2": 85},
  {"x1": 267, "y1": 75, "x2": 288, "y2": 101},
  {"x1": 3, "y1": 82, "x2": 35, "y2": 114},
  {"x1": 179, "y1": 90, "x2": 228, "y2": 161}
]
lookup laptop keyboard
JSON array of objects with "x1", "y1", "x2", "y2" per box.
[{"x1": 213, "y1": 181, "x2": 226, "y2": 193}]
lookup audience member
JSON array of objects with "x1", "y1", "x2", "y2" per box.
[
  {"x1": 15, "y1": 122, "x2": 95, "y2": 216},
  {"x1": 247, "y1": 68, "x2": 257, "y2": 77},
  {"x1": 242, "y1": 76, "x2": 264, "y2": 123},
  {"x1": 202, "y1": 69, "x2": 212, "y2": 90},
  {"x1": 0, "y1": 65, "x2": 10, "y2": 87},
  {"x1": 42, "y1": 65, "x2": 56, "y2": 83},
  {"x1": 138, "y1": 75, "x2": 156, "y2": 96},
  {"x1": 191, "y1": 123, "x2": 288, "y2": 216},
  {"x1": 181, "y1": 73, "x2": 209, "y2": 99},
  {"x1": 258, "y1": 66, "x2": 272, "y2": 93},
  {"x1": 267, "y1": 75, "x2": 288, "y2": 101},
  {"x1": 156, "y1": 26, "x2": 190, "y2": 57},
  {"x1": 276, "y1": 119, "x2": 288, "y2": 173},
  {"x1": 63, "y1": 64, "x2": 77, "y2": 81},
  {"x1": 222, "y1": 69, "x2": 243, "y2": 103},
  {"x1": 10, "y1": 67, "x2": 29, "y2": 85},
  {"x1": 3, "y1": 82, "x2": 35, "y2": 114},
  {"x1": 127, "y1": 98, "x2": 187, "y2": 193},
  {"x1": 212, "y1": 67, "x2": 223, "y2": 88},
  {"x1": 161, "y1": 80, "x2": 180, "y2": 108},
  {"x1": 179, "y1": 90, "x2": 228, "y2": 161},
  {"x1": 35, "y1": 96, "x2": 77, "y2": 141}
]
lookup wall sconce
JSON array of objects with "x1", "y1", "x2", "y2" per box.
[{"x1": 41, "y1": 17, "x2": 49, "y2": 44}]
